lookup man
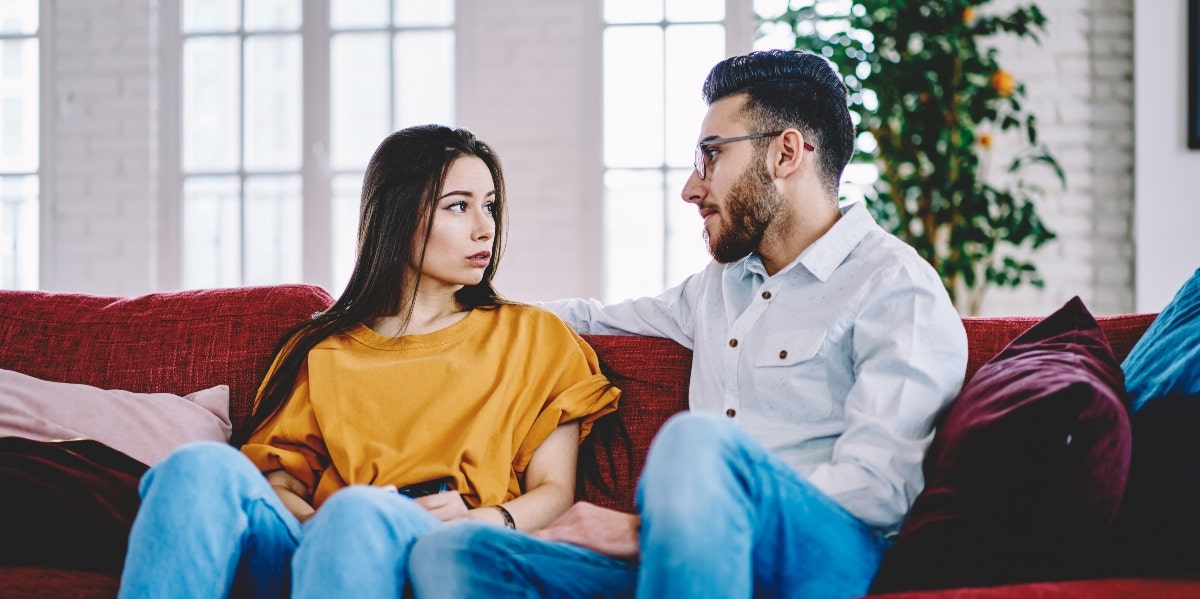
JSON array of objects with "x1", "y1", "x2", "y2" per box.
[{"x1": 408, "y1": 49, "x2": 968, "y2": 599}]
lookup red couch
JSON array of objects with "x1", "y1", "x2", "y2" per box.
[{"x1": 0, "y1": 284, "x2": 1195, "y2": 598}]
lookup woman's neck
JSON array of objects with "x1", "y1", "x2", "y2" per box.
[{"x1": 369, "y1": 285, "x2": 468, "y2": 337}]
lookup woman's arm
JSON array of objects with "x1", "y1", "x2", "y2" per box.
[
  {"x1": 265, "y1": 468, "x2": 316, "y2": 523},
  {"x1": 465, "y1": 420, "x2": 581, "y2": 531}
]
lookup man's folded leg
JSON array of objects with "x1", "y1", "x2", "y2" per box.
[{"x1": 408, "y1": 521, "x2": 638, "y2": 599}]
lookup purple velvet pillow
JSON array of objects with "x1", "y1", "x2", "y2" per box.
[{"x1": 870, "y1": 296, "x2": 1132, "y2": 593}]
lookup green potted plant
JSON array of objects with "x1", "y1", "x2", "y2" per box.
[{"x1": 768, "y1": 0, "x2": 1063, "y2": 313}]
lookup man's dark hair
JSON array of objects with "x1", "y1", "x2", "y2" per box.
[{"x1": 702, "y1": 49, "x2": 854, "y2": 196}]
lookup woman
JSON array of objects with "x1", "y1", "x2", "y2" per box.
[{"x1": 117, "y1": 125, "x2": 620, "y2": 599}]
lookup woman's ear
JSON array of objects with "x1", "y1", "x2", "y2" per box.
[{"x1": 770, "y1": 129, "x2": 809, "y2": 180}]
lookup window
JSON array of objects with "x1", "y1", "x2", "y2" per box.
[
  {"x1": 174, "y1": 0, "x2": 454, "y2": 292},
  {"x1": 328, "y1": 0, "x2": 454, "y2": 290},
  {"x1": 753, "y1": 0, "x2": 878, "y2": 202},
  {"x1": 602, "y1": 0, "x2": 727, "y2": 303},
  {"x1": 0, "y1": 0, "x2": 38, "y2": 290}
]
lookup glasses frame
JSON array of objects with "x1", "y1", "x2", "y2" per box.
[{"x1": 693, "y1": 131, "x2": 815, "y2": 180}]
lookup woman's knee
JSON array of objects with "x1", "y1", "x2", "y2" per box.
[
  {"x1": 143, "y1": 441, "x2": 250, "y2": 492},
  {"x1": 313, "y1": 486, "x2": 393, "y2": 523},
  {"x1": 310, "y1": 486, "x2": 433, "y2": 536}
]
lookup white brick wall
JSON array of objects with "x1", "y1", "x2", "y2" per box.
[
  {"x1": 457, "y1": 0, "x2": 604, "y2": 302},
  {"x1": 37, "y1": 0, "x2": 1138, "y2": 316},
  {"x1": 976, "y1": 0, "x2": 1134, "y2": 316},
  {"x1": 44, "y1": 0, "x2": 158, "y2": 295}
]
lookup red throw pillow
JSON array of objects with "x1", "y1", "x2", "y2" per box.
[
  {"x1": 870, "y1": 296, "x2": 1131, "y2": 593},
  {"x1": 0, "y1": 437, "x2": 148, "y2": 573}
]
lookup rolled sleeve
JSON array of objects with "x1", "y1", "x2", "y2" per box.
[{"x1": 240, "y1": 361, "x2": 330, "y2": 492}]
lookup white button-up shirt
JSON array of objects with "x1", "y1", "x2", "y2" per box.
[{"x1": 542, "y1": 201, "x2": 968, "y2": 533}]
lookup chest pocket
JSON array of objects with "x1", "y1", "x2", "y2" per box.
[{"x1": 752, "y1": 329, "x2": 832, "y2": 421}]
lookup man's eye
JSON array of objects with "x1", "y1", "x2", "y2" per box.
[{"x1": 704, "y1": 147, "x2": 719, "y2": 160}]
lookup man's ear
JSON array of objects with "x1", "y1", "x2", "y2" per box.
[{"x1": 770, "y1": 129, "x2": 809, "y2": 180}]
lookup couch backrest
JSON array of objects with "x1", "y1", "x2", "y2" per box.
[
  {"x1": 0, "y1": 285, "x2": 334, "y2": 435},
  {"x1": 0, "y1": 285, "x2": 1159, "y2": 514},
  {"x1": 961, "y1": 313, "x2": 1157, "y2": 383},
  {"x1": 576, "y1": 312, "x2": 1161, "y2": 512}
]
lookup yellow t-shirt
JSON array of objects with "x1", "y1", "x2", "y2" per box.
[{"x1": 241, "y1": 304, "x2": 620, "y2": 509}]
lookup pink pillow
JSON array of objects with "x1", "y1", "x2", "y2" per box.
[{"x1": 0, "y1": 368, "x2": 231, "y2": 466}]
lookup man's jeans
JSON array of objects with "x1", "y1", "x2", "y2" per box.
[
  {"x1": 117, "y1": 442, "x2": 439, "y2": 599},
  {"x1": 409, "y1": 413, "x2": 887, "y2": 599}
]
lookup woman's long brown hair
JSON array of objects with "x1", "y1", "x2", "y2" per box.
[{"x1": 232, "y1": 125, "x2": 508, "y2": 446}]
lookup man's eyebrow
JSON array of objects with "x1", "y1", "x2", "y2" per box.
[{"x1": 699, "y1": 135, "x2": 720, "y2": 144}]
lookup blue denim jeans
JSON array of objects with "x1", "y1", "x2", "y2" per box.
[
  {"x1": 409, "y1": 413, "x2": 887, "y2": 599},
  {"x1": 118, "y1": 442, "x2": 439, "y2": 599}
]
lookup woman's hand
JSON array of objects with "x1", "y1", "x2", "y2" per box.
[
  {"x1": 413, "y1": 490, "x2": 470, "y2": 522},
  {"x1": 264, "y1": 469, "x2": 316, "y2": 523}
]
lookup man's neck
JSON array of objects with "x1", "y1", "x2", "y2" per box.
[{"x1": 758, "y1": 197, "x2": 841, "y2": 276}]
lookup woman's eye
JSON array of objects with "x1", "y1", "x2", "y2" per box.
[
  {"x1": 483, "y1": 202, "x2": 496, "y2": 215},
  {"x1": 447, "y1": 201, "x2": 467, "y2": 213}
]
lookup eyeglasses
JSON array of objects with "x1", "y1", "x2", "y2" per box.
[{"x1": 693, "y1": 132, "x2": 814, "y2": 181}]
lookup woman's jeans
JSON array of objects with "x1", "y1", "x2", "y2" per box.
[
  {"x1": 409, "y1": 413, "x2": 887, "y2": 599},
  {"x1": 117, "y1": 441, "x2": 439, "y2": 599}
]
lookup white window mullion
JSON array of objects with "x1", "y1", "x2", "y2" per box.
[
  {"x1": 37, "y1": 0, "x2": 53, "y2": 290},
  {"x1": 158, "y1": 0, "x2": 182, "y2": 290},
  {"x1": 302, "y1": 0, "x2": 332, "y2": 290}
]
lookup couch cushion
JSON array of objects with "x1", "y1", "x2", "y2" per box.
[
  {"x1": 1122, "y1": 267, "x2": 1200, "y2": 413},
  {"x1": 0, "y1": 567, "x2": 119, "y2": 599},
  {"x1": 1110, "y1": 392, "x2": 1200, "y2": 576},
  {"x1": 576, "y1": 335, "x2": 691, "y2": 513},
  {"x1": 0, "y1": 368, "x2": 230, "y2": 467},
  {"x1": 0, "y1": 438, "x2": 146, "y2": 574},
  {"x1": 870, "y1": 297, "x2": 1132, "y2": 593},
  {"x1": 0, "y1": 285, "x2": 334, "y2": 437}
]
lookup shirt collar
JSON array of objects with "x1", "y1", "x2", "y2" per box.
[{"x1": 732, "y1": 201, "x2": 876, "y2": 282}]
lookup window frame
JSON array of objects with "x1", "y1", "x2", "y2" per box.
[
  {"x1": 597, "y1": 0, "x2": 753, "y2": 302},
  {"x1": 0, "y1": 1, "x2": 48, "y2": 290},
  {"x1": 158, "y1": 0, "x2": 457, "y2": 292}
]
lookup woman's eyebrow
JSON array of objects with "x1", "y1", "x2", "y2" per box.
[{"x1": 438, "y1": 189, "x2": 497, "y2": 200}]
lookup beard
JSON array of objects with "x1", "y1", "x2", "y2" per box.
[{"x1": 704, "y1": 158, "x2": 784, "y2": 264}]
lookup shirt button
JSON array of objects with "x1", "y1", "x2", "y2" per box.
[
  {"x1": 761, "y1": 291, "x2": 772, "y2": 300},
  {"x1": 725, "y1": 408, "x2": 736, "y2": 418},
  {"x1": 729, "y1": 338, "x2": 738, "y2": 348},
  {"x1": 779, "y1": 350, "x2": 788, "y2": 359}
]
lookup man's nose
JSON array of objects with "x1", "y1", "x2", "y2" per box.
[{"x1": 681, "y1": 168, "x2": 706, "y2": 205}]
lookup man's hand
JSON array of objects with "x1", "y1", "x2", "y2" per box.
[
  {"x1": 532, "y1": 501, "x2": 641, "y2": 562},
  {"x1": 413, "y1": 491, "x2": 470, "y2": 522}
]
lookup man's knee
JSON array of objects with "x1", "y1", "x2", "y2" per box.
[{"x1": 646, "y1": 412, "x2": 738, "y2": 470}]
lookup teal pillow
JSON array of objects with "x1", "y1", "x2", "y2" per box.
[{"x1": 1122, "y1": 268, "x2": 1200, "y2": 413}]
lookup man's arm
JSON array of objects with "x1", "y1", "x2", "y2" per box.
[
  {"x1": 537, "y1": 267, "x2": 711, "y2": 347},
  {"x1": 532, "y1": 501, "x2": 641, "y2": 562},
  {"x1": 805, "y1": 263, "x2": 968, "y2": 532}
]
